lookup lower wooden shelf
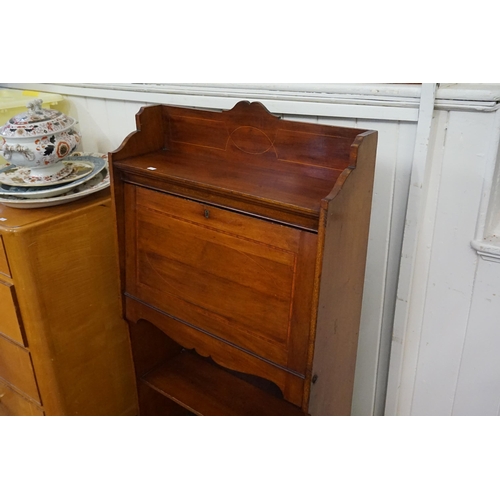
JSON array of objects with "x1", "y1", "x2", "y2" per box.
[{"x1": 141, "y1": 350, "x2": 307, "y2": 416}]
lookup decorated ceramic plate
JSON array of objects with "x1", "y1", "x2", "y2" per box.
[
  {"x1": 0, "y1": 168, "x2": 110, "y2": 209},
  {"x1": 0, "y1": 153, "x2": 107, "y2": 199},
  {"x1": 0, "y1": 160, "x2": 94, "y2": 187}
]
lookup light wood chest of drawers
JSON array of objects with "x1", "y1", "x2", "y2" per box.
[{"x1": 0, "y1": 191, "x2": 138, "y2": 416}]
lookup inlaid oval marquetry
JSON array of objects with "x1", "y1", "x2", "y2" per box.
[{"x1": 228, "y1": 126, "x2": 275, "y2": 155}]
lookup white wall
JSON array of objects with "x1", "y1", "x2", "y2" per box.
[
  {"x1": 386, "y1": 95, "x2": 500, "y2": 416},
  {"x1": 2, "y1": 83, "x2": 499, "y2": 416}
]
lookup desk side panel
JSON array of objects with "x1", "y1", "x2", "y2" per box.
[{"x1": 309, "y1": 132, "x2": 377, "y2": 416}]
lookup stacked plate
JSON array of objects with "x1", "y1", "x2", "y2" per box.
[{"x1": 0, "y1": 152, "x2": 110, "y2": 209}]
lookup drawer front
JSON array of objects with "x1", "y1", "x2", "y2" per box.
[
  {"x1": 0, "y1": 379, "x2": 44, "y2": 416},
  {"x1": 126, "y1": 186, "x2": 318, "y2": 375},
  {"x1": 0, "y1": 281, "x2": 26, "y2": 346},
  {"x1": 0, "y1": 236, "x2": 11, "y2": 278},
  {"x1": 0, "y1": 334, "x2": 40, "y2": 402}
]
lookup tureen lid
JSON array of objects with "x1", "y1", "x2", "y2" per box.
[{"x1": 0, "y1": 99, "x2": 76, "y2": 138}]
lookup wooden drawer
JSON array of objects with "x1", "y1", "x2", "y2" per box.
[
  {"x1": 0, "y1": 379, "x2": 44, "y2": 416},
  {"x1": 126, "y1": 186, "x2": 318, "y2": 375},
  {"x1": 0, "y1": 281, "x2": 26, "y2": 346},
  {"x1": 0, "y1": 334, "x2": 40, "y2": 402},
  {"x1": 0, "y1": 236, "x2": 11, "y2": 278}
]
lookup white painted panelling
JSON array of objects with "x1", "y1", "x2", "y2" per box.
[
  {"x1": 105, "y1": 100, "x2": 145, "y2": 152},
  {"x1": 283, "y1": 114, "x2": 319, "y2": 124},
  {"x1": 470, "y1": 111, "x2": 500, "y2": 263},
  {"x1": 453, "y1": 259, "x2": 500, "y2": 415},
  {"x1": 317, "y1": 117, "x2": 358, "y2": 129},
  {"x1": 68, "y1": 97, "x2": 144, "y2": 154},
  {"x1": 386, "y1": 101, "x2": 446, "y2": 416},
  {"x1": 485, "y1": 153, "x2": 500, "y2": 238},
  {"x1": 0, "y1": 83, "x2": 420, "y2": 122},
  {"x1": 437, "y1": 83, "x2": 500, "y2": 102},
  {"x1": 352, "y1": 119, "x2": 406, "y2": 416},
  {"x1": 389, "y1": 105, "x2": 445, "y2": 415},
  {"x1": 373, "y1": 121, "x2": 417, "y2": 415},
  {"x1": 476, "y1": 112, "x2": 500, "y2": 239},
  {"x1": 411, "y1": 111, "x2": 496, "y2": 415},
  {"x1": 80, "y1": 83, "x2": 426, "y2": 100},
  {"x1": 72, "y1": 96, "x2": 112, "y2": 153}
]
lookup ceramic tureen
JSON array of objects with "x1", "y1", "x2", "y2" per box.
[{"x1": 0, "y1": 99, "x2": 81, "y2": 169}]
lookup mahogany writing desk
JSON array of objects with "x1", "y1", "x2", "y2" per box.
[{"x1": 110, "y1": 101, "x2": 377, "y2": 416}]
